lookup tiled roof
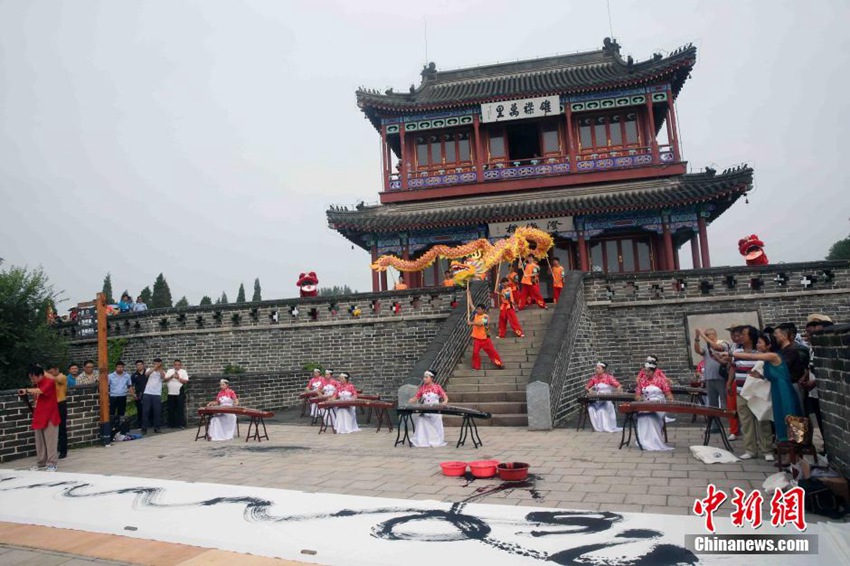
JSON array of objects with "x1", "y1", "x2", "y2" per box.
[
  {"x1": 327, "y1": 166, "x2": 752, "y2": 237},
  {"x1": 356, "y1": 39, "x2": 696, "y2": 122}
]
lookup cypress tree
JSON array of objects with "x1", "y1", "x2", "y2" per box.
[
  {"x1": 236, "y1": 283, "x2": 246, "y2": 304},
  {"x1": 101, "y1": 273, "x2": 114, "y2": 303},
  {"x1": 199, "y1": 296, "x2": 212, "y2": 306},
  {"x1": 150, "y1": 273, "x2": 173, "y2": 309},
  {"x1": 252, "y1": 278, "x2": 262, "y2": 302}
]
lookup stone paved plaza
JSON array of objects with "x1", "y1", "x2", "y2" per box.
[{"x1": 0, "y1": 410, "x2": 784, "y2": 517}]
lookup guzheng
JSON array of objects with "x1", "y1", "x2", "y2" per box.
[
  {"x1": 395, "y1": 404, "x2": 492, "y2": 449},
  {"x1": 315, "y1": 399, "x2": 394, "y2": 434},
  {"x1": 618, "y1": 401, "x2": 732, "y2": 419},
  {"x1": 575, "y1": 392, "x2": 634, "y2": 431},
  {"x1": 617, "y1": 401, "x2": 734, "y2": 452},
  {"x1": 397, "y1": 404, "x2": 492, "y2": 419},
  {"x1": 195, "y1": 406, "x2": 274, "y2": 443}
]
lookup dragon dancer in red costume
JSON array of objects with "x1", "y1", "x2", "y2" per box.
[
  {"x1": 520, "y1": 256, "x2": 546, "y2": 309},
  {"x1": 469, "y1": 303, "x2": 503, "y2": 370},
  {"x1": 738, "y1": 235, "x2": 769, "y2": 266},
  {"x1": 508, "y1": 266, "x2": 523, "y2": 309},
  {"x1": 497, "y1": 277, "x2": 524, "y2": 339},
  {"x1": 551, "y1": 257, "x2": 565, "y2": 304}
]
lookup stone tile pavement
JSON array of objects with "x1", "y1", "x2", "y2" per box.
[{"x1": 0, "y1": 410, "x2": 785, "y2": 517}]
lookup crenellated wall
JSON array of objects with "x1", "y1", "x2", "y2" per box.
[
  {"x1": 810, "y1": 323, "x2": 850, "y2": 478},
  {"x1": 60, "y1": 289, "x2": 461, "y2": 400}
]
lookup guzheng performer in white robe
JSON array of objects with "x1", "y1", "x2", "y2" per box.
[
  {"x1": 407, "y1": 370, "x2": 448, "y2": 447},
  {"x1": 634, "y1": 356, "x2": 675, "y2": 451},
  {"x1": 305, "y1": 369, "x2": 325, "y2": 418},
  {"x1": 320, "y1": 372, "x2": 340, "y2": 426},
  {"x1": 206, "y1": 379, "x2": 239, "y2": 441},
  {"x1": 585, "y1": 362, "x2": 622, "y2": 433},
  {"x1": 332, "y1": 373, "x2": 360, "y2": 434}
]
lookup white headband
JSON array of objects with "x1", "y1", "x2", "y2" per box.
[
  {"x1": 424, "y1": 370, "x2": 435, "y2": 378},
  {"x1": 596, "y1": 362, "x2": 607, "y2": 368},
  {"x1": 219, "y1": 379, "x2": 229, "y2": 385}
]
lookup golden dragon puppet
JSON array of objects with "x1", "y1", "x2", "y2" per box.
[{"x1": 371, "y1": 227, "x2": 554, "y2": 286}]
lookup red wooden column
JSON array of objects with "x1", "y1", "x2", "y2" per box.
[
  {"x1": 666, "y1": 92, "x2": 681, "y2": 162},
  {"x1": 380, "y1": 271, "x2": 388, "y2": 292},
  {"x1": 399, "y1": 131, "x2": 408, "y2": 190},
  {"x1": 577, "y1": 233, "x2": 589, "y2": 271},
  {"x1": 698, "y1": 216, "x2": 711, "y2": 268},
  {"x1": 432, "y1": 260, "x2": 441, "y2": 287},
  {"x1": 381, "y1": 127, "x2": 390, "y2": 190},
  {"x1": 662, "y1": 222, "x2": 675, "y2": 271},
  {"x1": 473, "y1": 114, "x2": 484, "y2": 182},
  {"x1": 564, "y1": 104, "x2": 577, "y2": 169},
  {"x1": 401, "y1": 244, "x2": 412, "y2": 288},
  {"x1": 370, "y1": 244, "x2": 380, "y2": 292},
  {"x1": 690, "y1": 231, "x2": 702, "y2": 269},
  {"x1": 645, "y1": 97, "x2": 659, "y2": 163}
]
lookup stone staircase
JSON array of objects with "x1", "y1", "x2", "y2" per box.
[{"x1": 444, "y1": 308, "x2": 554, "y2": 427}]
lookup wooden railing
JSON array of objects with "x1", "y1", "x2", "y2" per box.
[{"x1": 385, "y1": 144, "x2": 678, "y2": 192}]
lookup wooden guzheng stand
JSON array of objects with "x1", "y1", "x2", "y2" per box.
[
  {"x1": 617, "y1": 401, "x2": 734, "y2": 451},
  {"x1": 195, "y1": 406, "x2": 274, "y2": 442},
  {"x1": 315, "y1": 399, "x2": 394, "y2": 434},
  {"x1": 395, "y1": 404, "x2": 491, "y2": 449}
]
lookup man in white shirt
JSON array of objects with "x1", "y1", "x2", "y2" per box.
[
  {"x1": 141, "y1": 358, "x2": 166, "y2": 434},
  {"x1": 164, "y1": 359, "x2": 189, "y2": 429}
]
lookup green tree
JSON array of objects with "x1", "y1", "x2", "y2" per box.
[
  {"x1": 0, "y1": 263, "x2": 68, "y2": 390},
  {"x1": 175, "y1": 296, "x2": 189, "y2": 308},
  {"x1": 252, "y1": 278, "x2": 262, "y2": 302},
  {"x1": 826, "y1": 235, "x2": 850, "y2": 261},
  {"x1": 236, "y1": 283, "x2": 246, "y2": 303},
  {"x1": 150, "y1": 273, "x2": 173, "y2": 309},
  {"x1": 216, "y1": 292, "x2": 229, "y2": 305},
  {"x1": 140, "y1": 286, "x2": 152, "y2": 305},
  {"x1": 199, "y1": 296, "x2": 212, "y2": 306},
  {"x1": 101, "y1": 273, "x2": 114, "y2": 304},
  {"x1": 318, "y1": 285, "x2": 356, "y2": 296}
]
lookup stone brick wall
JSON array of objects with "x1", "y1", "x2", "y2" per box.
[
  {"x1": 811, "y1": 323, "x2": 850, "y2": 479},
  {"x1": 62, "y1": 290, "x2": 456, "y2": 401},
  {"x1": 0, "y1": 386, "x2": 101, "y2": 463},
  {"x1": 527, "y1": 272, "x2": 591, "y2": 429},
  {"x1": 182, "y1": 371, "x2": 305, "y2": 423}
]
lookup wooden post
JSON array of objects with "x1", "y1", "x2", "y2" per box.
[
  {"x1": 371, "y1": 244, "x2": 380, "y2": 292},
  {"x1": 400, "y1": 131, "x2": 408, "y2": 190},
  {"x1": 662, "y1": 223, "x2": 675, "y2": 271},
  {"x1": 381, "y1": 127, "x2": 390, "y2": 191},
  {"x1": 433, "y1": 260, "x2": 441, "y2": 287},
  {"x1": 666, "y1": 93, "x2": 681, "y2": 162},
  {"x1": 645, "y1": 98, "x2": 659, "y2": 163},
  {"x1": 380, "y1": 271, "x2": 388, "y2": 292},
  {"x1": 577, "y1": 233, "x2": 589, "y2": 271},
  {"x1": 473, "y1": 114, "x2": 484, "y2": 182},
  {"x1": 690, "y1": 231, "x2": 702, "y2": 269},
  {"x1": 564, "y1": 103, "x2": 576, "y2": 168},
  {"x1": 96, "y1": 292, "x2": 111, "y2": 445},
  {"x1": 698, "y1": 216, "x2": 711, "y2": 268}
]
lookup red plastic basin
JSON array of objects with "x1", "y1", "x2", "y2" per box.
[
  {"x1": 497, "y1": 462, "x2": 530, "y2": 481},
  {"x1": 468, "y1": 459, "x2": 499, "y2": 478},
  {"x1": 440, "y1": 461, "x2": 468, "y2": 477}
]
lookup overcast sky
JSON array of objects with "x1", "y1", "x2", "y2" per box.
[{"x1": 2, "y1": 0, "x2": 849, "y2": 308}]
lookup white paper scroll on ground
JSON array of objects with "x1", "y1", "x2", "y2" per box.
[{"x1": 1, "y1": 471, "x2": 848, "y2": 566}]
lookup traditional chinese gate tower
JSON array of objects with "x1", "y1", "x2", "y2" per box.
[{"x1": 328, "y1": 38, "x2": 753, "y2": 292}]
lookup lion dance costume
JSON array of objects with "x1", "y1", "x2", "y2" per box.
[
  {"x1": 738, "y1": 235, "x2": 769, "y2": 266},
  {"x1": 297, "y1": 272, "x2": 319, "y2": 297}
]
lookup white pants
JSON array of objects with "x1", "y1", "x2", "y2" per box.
[
  {"x1": 588, "y1": 401, "x2": 621, "y2": 433},
  {"x1": 411, "y1": 413, "x2": 446, "y2": 447},
  {"x1": 334, "y1": 407, "x2": 360, "y2": 434}
]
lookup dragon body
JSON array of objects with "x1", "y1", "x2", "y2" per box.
[{"x1": 371, "y1": 227, "x2": 554, "y2": 285}]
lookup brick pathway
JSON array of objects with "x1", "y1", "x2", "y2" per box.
[{"x1": 0, "y1": 410, "x2": 781, "y2": 516}]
